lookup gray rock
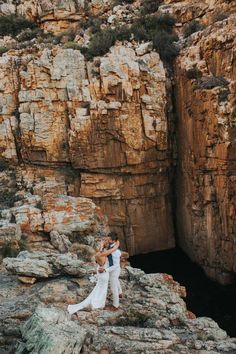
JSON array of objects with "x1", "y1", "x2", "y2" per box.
[
  {"x1": 3, "y1": 251, "x2": 87, "y2": 279},
  {"x1": 50, "y1": 230, "x2": 72, "y2": 253},
  {"x1": 15, "y1": 306, "x2": 88, "y2": 354}
]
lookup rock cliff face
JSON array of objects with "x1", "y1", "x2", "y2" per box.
[
  {"x1": 0, "y1": 0, "x2": 235, "y2": 281},
  {"x1": 0, "y1": 42, "x2": 175, "y2": 255},
  {"x1": 175, "y1": 16, "x2": 236, "y2": 284}
]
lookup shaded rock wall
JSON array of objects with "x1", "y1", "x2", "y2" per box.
[{"x1": 175, "y1": 16, "x2": 236, "y2": 284}]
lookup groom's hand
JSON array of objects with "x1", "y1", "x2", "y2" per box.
[{"x1": 98, "y1": 267, "x2": 105, "y2": 273}]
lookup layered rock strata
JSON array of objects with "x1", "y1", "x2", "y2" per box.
[
  {"x1": 175, "y1": 16, "x2": 236, "y2": 284},
  {"x1": 0, "y1": 43, "x2": 175, "y2": 255}
]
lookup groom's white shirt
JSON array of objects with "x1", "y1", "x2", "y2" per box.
[
  {"x1": 106, "y1": 248, "x2": 121, "y2": 272},
  {"x1": 106, "y1": 244, "x2": 121, "y2": 307}
]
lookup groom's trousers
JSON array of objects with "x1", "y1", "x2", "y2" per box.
[{"x1": 109, "y1": 267, "x2": 121, "y2": 308}]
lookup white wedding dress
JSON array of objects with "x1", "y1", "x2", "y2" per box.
[{"x1": 67, "y1": 259, "x2": 109, "y2": 314}]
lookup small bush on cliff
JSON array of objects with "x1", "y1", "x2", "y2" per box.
[
  {"x1": 141, "y1": 0, "x2": 162, "y2": 14},
  {"x1": 152, "y1": 31, "x2": 179, "y2": 62},
  {"x1": 81, "y1": 26, "x2": 131, "y2": 59},
  {"x1": 114, "y1": 309, "x2": 151, "y2": 327},
  {"x1": 0, "y1": 159, "x2": 9, "y2": 171},
  {"x1": 17, "y1": 28, "x2": 42, "y2": 42},
  {"x1": 113, "y1": 0, "x2": 135, "y2": 5},
  {"x1": 0, "y1": 15, "x2": 37, "y2": 37},
  {"x1": 0, "y1": 46, "x2": 8, "y2": 55},
  {"x1": 131, "y1": 13, "x2": 178, "y2": 62},
  {"x1": 218, "y1": 89, "x2": 229, "y2": 103},
  {"x1": 0, "y1": 242, "x2": 18, "y2": 258},
  {"x1": 0, "y1": 191, "x2": 18, "y2": 208},
  {"x1": 0, "y1": 238, "x2": 28, "y2": 259},
  {"x1": 196, "y1": 76, "x2": 229, "y2": 90},
  {"x1": 82, "y1": 11, "x2": 178, "y2": 64},
  {"x1": 213, "y1": 11, "x2": 229, "y2": 22},
  {"x1": 186, "y1": 67, "x2": 202, "y2": 80},
  {"x1": 183, "y1": 20, "x2": 205, "y2": 38},
  {"x1": 63, "y1": 41, "x2": 81, "y2": 50}
]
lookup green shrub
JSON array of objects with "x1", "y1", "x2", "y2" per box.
[
  {"x1": 213, "y1": 12, "x2": 229, "y2": 22},
  {"x1": 81, "y1": 10, "x2": 178, "y2": 64},
  {"x1": 63, "y1": 41, "x2": 81, "y2": 50},
  {"x1": 87, "y1": 16, "x2": 103, "y2": 34},
  {"x1": 141, "y1": 0, "x2": 162, "y2": 14},
  {"x1": 218, "y1": 89, "x2": 229, "y2": 103},
  {"x1": 0, "y1": 191, "x2": 18, "y2": 208},
  {"x1": 0, "y1": 242, "x2": 18, "y2": 258},
  {"x1": 130, "y1": 14, "x2": 178, "y2": 63},
  {"x1": 152, "y1": 31, "x2": 179, "y2": 62},
  {"x1": 82, "y1": 26, "x2": 131, "y2": 59},
  {"x1": 17, "y1": 27, "x2": 42, "y2": 42},
  {"x1": 186, "y1": 67, "x2": 202, "y2": 80},
  {"x1": 113, "y1": 0, "x2": 135, "y2": 5},
  {"x1": 196, "y1": 76, "x2": 229, "y2": 90},
  {"x1": 0, "y1": 46, "x2": 8, "y2": 55},
  {"x1": 0, "y1": 159, "x2": 9, "y2": 171},
  {"x1": 0, "y1": 15, "x2": 37, "y2": 37},
  {"x1": 0, "y1": 238, "x2": 28, "y2": 259},
  {"x1": 114, "y1": 309, "x2": 151, "y2": 327},
  {"x1": 183, "y1": 20, "x2": 205, "y2": 38}
]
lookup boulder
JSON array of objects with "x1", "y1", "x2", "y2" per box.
[
  {"x1": 3, "y1": 251, "x2": 87, "y2": 279},
  {"x1": 50, "y1": 230, "x2": 72, "y2": 253},
  {"x1": 15, "y1": 306, "x2": 88, "y2": 354}
]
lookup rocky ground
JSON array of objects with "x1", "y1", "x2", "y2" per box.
[
  {"x1": 0, "y1": 0, "x2": 235, "y2": 283},
  {"x1": 0, "y1": 193, "x2": 235, "y2": 353},
  {"x1": 0, "y1": 0, "x2": 235, "y2": 352}
]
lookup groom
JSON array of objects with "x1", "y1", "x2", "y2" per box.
[{"x1": 99, "y1": 232, "x2": 122, "y2": 311}]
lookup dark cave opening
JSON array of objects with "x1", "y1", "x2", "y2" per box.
[{"x1": 129, "y1": 247, "x2": 236, "y2": 337}]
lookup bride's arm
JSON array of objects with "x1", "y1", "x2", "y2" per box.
[{"x1": 101, "y1": 241, "x2": 120, "y2": 256}]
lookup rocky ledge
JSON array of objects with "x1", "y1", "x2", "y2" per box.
[
  {"x1": 0, "y1": 194, "x2": 235, "y2": 353},
  {"x1": 4, "y1": 266, "x2": 236, "y2": 354}
]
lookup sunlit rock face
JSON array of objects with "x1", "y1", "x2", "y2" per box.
[
  {"x1": 0, "y1": 43, "x2": 175, "y2": 255},
  {"x1": 175, "y1": 16, "x2": 236, "y2": 284},
  {"x1": 0, "y1": 0, "x2": 112, "y2": 34},
  {"x1": 0, "y1": 0, "x2": 235, "y2": 280}
]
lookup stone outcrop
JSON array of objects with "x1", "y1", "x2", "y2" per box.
[
  {"x1": 0, "y1": 0, "x2": 112, "y2": 34},
  {"x1": 0, "y1": 192, "x2": 108, "y2": 256},
  {"x1": 3, "y1": 250, "x2": 88, "y2": 278},
  {"x1": 0, "y1": 43, "x2": 174, "y2": 255},
  {"x1": 10, "y1": 268, "x2": 236, "y2": 354},
  {"x1": 0, "y1": 0, "x2": 235, "y2": 280},
  {"x1": 161, "y1": 0, "x2": 236, "y2": 35},
  {"x1": 175, "y1": 15, "x2": 236, "y2": 284}
]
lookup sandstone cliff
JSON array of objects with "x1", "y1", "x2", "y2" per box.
[
  {"x1": 0, "y1": 0, "x2": 235, "y2": 279},
  {"x1": 175, "y1": 15, "x2": 236, "y2": 284}
]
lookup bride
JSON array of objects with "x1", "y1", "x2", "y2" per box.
[{"x1": 67, "y1": 238, "x2": 119, "y2": 314}]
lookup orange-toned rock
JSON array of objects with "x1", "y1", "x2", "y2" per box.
[
  {"x1": 0, "y1": 43, "x2": 174, "y2": 255},
  {"x1": 175, "y1": 16, "x2": 236, "y2": 284}
]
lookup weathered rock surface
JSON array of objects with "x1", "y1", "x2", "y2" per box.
[
  {"x1": 0, "y1": 0, "x2": 235, "y2": 282},
  {"x1": 0, "y1": 42, "x2": 174, "y2": 255},
  {"x1": 175, "y1": 15, "x2": 236, "y2": 284},
  {"x1": 11, "y1": 268, "x2": 236, "y2": 354},
  {"x1": 161, "y1": 0, "x2": 236, "y2": 34},
  {"x1": 0, "y1": 0, "x2": 112, "y2": 34},
  {"x1": 3, "y1": 250, "x2": 88, "y2": 278}
]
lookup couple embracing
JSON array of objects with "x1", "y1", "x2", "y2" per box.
[{"x1": 68, "y1": 232, "x2": 122, "y2": 314}]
